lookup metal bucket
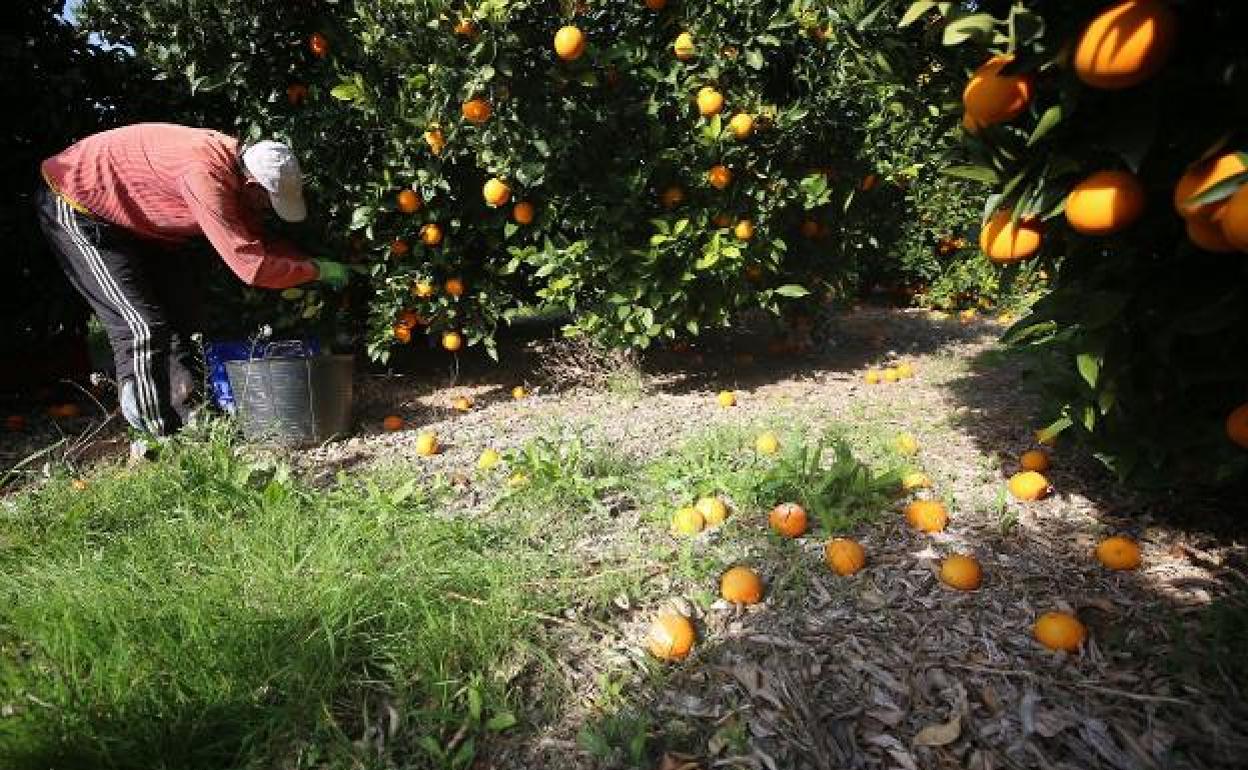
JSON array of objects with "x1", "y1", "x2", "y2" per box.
[{"x1": 225, "y1": 345, "x2": 354, "y2": 446}]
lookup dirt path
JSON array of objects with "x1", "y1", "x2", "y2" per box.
[{"x1": 294, "y1": 307, "x2": 1247, "y2": 770}]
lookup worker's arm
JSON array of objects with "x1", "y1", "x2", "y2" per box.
[{"x1": 178, "y1": 169, "x2": 319, "y2": 289}]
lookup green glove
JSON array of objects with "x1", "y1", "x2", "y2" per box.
[{"x1": 313, "y1": 259, "x2": 350, "y2": 290}]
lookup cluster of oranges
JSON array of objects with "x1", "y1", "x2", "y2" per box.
[
  {"x1": 649, "y1": 426, "x2": 1144, "y2": 661},
  {"x1": 963, "y1": 0, "x2": 1248, "y2": 267},
  {"x1": 863, "y1": 361, "x2": 915, "y2": 385}
]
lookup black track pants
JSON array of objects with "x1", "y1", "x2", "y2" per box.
[{"x1": 35, "y1": 184, "x2": 203, "y2": 436}]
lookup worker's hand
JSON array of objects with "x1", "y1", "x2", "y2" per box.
[{"x1": 312, "y1": 259, "x2": 350, "y2": 290}]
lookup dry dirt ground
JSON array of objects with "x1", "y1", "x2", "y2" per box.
[
  {"x1": 4, "y1": 307, "x2": 1247, "y2": 769},
  {"x1": 311, "y1": 307, "x2": 1248, "y2": 770}
]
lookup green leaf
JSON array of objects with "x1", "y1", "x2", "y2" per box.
[
  {"x1": 941, "y1": 13, "x2": 996, "y2": 46},
  {"x1": 774, "y1": 284, "x2": 810, "y2": 298},
  {"x1": 942, "y1": 165, "x2": 1000, "y2": 184},
  {"x1": 1182, "y1": 170, "x2": 1248, "y2": 209},
  {"x1": 330, "y1": 81, "x2": 363, "y2": 102},
  {"x1": 1027, "y1": 106, "x2": 1062, "y2": 146},
  {"x1": 1076, "y1": 353, "x2": 1100, "y2": 388},
  {"x1": 899, "y1": 1, "x2": 937, "y2": 28},
  {"x1": 485, "y1": 711, "x2": 517, "y2": 731}
]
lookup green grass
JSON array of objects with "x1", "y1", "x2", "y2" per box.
[
  {"x1": 0, "y1": 424, "x2": 556, "y2": 769},
  {"x1": 0, "y1": 418, "x2": 908, "y2": 769}
]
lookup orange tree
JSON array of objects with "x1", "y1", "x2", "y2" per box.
[
  {"x1": 80, "y1": 0, "x2": 980, "y2": 361},
  {"x1": 906, "y1": 0, "x2": 1248, "y2": 485}
]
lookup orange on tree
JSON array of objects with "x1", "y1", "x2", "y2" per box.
[
  {"x1": 554, "y1": 25, "x2": 586, "y2": 61},
  {"x1": 939, "y1": 554, "x2": 983, "y2": 590},
  {"x1": 444, "y1": 277, "x2": 465, "y2": 297},
  {"x1": 461, "y1": 97, "x2": 492, "y2": 124},
  {"x1": 905, "y1": 500, "x2": 949, "y2": 533},
  {"x1": 397, "y1": 189, "x2": 423, "y2": 214},
  {"x1": 392, "y1": 323, "x2": 411, "y2": 343},
  {"x1": 980, "y1": 210, "x2": 1042, "y2": 263},
  {"x1": 673, "y1": 32, "x2": 695, "y2": 60},
  {"x1": 441, "y1": 330, "x2": 464, "y2": 352},
  {"x1": 1065, "y1": 170, "x2": 1147, "y2": 235},
  {"x1": 398, "y1": 309, "x2": 421, "y2": 328},
  {"x1": 800, "y1": 219, "x2": 820, "y2": 239},
  {"x1": 734, "y1": 219, "x2": 755, "y2": 241},
  {"x1": 483, "y1": 177, "x2": 512, "y2": 207},
  {"x1": 1007, "y1": 470, "x2": 1050, "y2": 501},
  {"x1": 1173, "y1": 152, "x2": 1248, "y2": 219},
  {"x1": 696, "y1": 86, "x2": 724, "y2": 117},
  {"x1": 708, "y1": 165, "x2": 732, "y2": 190},
  {"x1": 695, "y1": 495, "x2": 729, "y2": 526},
  {"x1": 1020, "y1": 449, "x2": 1051, "y2": 472},
  {"x1": 285, "y1": 83, "x2": 308, "y2": 106},
  {"x1": 860, "y1": 174, "x2": 878, "y2": 191},
  {"x1": 382, "y1": 414, "x2": 404, "y2": 432},
  {"x1": 728, "y1": 112, "x2": 754, "y2": 139},
  {"x1": 1227, "y1": 403, "x2": 1248, "y2": 448},
  {"x1": 1095, "y1": 536, "x2": 1142, "y2": 570},
  {"x1": 962, "y1": 54, "x2": 1033, "y2": 126},
  {"x1": 769, "y1": 502, "x2": 808, "y2": 538},
  {"x1": 712, "y1": 213, "x2": 733, "y2": 228},
  {"x1": 424, "y1": 128, "x2": 446, "y2": 155},
  {"x1": 671, "y1": 506, "x2": 705, "y2": 536},
  {"x1": 660, "y1": 185, "x2": 685, "y2": 209},
  {"x1": 824, "y1": 538, "x2": 866, "y2": 576},
  {"x1": 1033, "y1": 611, "x2": 1087, "y2": 652},
  {"x1": 308, "y1": 32, "x2": 329, "y2": 57},
  {"x1": 453, "y1": 18, "x2": 478, "y2": 39},
  {"x1": 390, "y1": 238, "x2": 410, "y2": 258},
  {"x1": 720, "y1": 566, "x2": 763, "y2": 604},
  {"x1": 412, "y1": 280, "x2": 435, "y2": 299},
  {"x1": 644, "y1": 0, "x2": 666, "y2": 10},
  {"x1": 1218, "y1": 183, "x2": 1248, "y2": 250},
  {"x1": 415, "y1": 431, "x2": 440, "y2": 456},
  {"x1": 1073, "y1": 0, "x2": 1177, "y2": 90},
  {"x1": 512, "y1": 201, "x2": 535, "y2": 225},
  {"x1": 647, "y1": 611, "x2": 695, "y2": 661},
  {"x1": 1185, "y1": 214, "x2": 1236, "y2": 253},
  {"x1": 420, "y1": 223, "x2": 444, "y2": 247}
]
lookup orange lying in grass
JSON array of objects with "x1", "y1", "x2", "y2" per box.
[
  {"x1": 716, "y1": 390, "x2": 736, "y2": 407},
  {"x1": 895, "y1": 433, "x2": 918, "y2": 455},
  {"x1": 754, "y1": 432, "x2": 779, "y2": 455},
  {"x1": 1019, "y1": 449, "x2": 1050, "y2": 472},
  {"x1": 1095, "y1": 536, "x2": 1142, "y2": 570},
  {"x1": 824, "y1": 538, "x2": 866, "y2": 576},
  {"x1": 905, "y1": 500, "x2": 948, "y2": 533},
  {"x1": 451, "y1": 395, "x2": 473, "y2": 413},
  {"x1": 882, "y1": 368, "x2": 900, "y2": 383},
  {"x1": 1008, "y1": 471, "x2": 1050, "y2": 501},
  {"x1": 864, "y1": 369, "x2": 882, "y2": 385},
  {"x1": 896, "y1": 363, "x2": 914, "y2": 379},
  {"x1": 671, "y1": 506, "x2": 705, "y2": 536},
  {"x1": 512, "y1": 386, "x2": 528, "y2": 400},
  {"x1": 695, "y1": 496, "x2": 728, "y2": 526},
  {"x1": 939, "y1": 554, "x2": 982, "y2": 590},
  {"x1": 1073, "y1": 0, "x2": 1176, "y2": 90},
  {"x1": 720, "y1": 566, "x2": 763, "y2": 604},
  {"x1": 902, "y1": 471, "x2": 932, "y2": 491},
  {"x1": 1033, "y1": 611, "x2": 1087, "y2": 652},
  {"x1": 647, "y1": 611, "x2": 695, "y2": 661},
  {"x1": 477, "y1": 448, "x2": 501, "y2": 470},
  {"x1": 769, "y1": 502, "x2": 808, "y2": 538},
  {"x1": 415, "y1": 432, "x2": 439, "y2": 455}
]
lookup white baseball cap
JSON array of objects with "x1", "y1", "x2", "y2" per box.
[{"x1": 241, "y1": 140, "x2": 307, "y2": 222}]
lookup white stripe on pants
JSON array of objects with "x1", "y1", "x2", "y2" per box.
[{"x1": 54, "y1": 198, "x2": 166, "y2": 435}]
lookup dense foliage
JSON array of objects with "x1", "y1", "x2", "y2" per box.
[
  {"x1": 909, "y1": 0, "x2": 1248, "y2": 485},
  {"x1": 80, "y1": 0, "x2": 984, "y2": 361}
]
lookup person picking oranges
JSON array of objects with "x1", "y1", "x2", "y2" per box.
[{"x1": 37, "y1": 123, "x2": 351, "y2": 438}]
